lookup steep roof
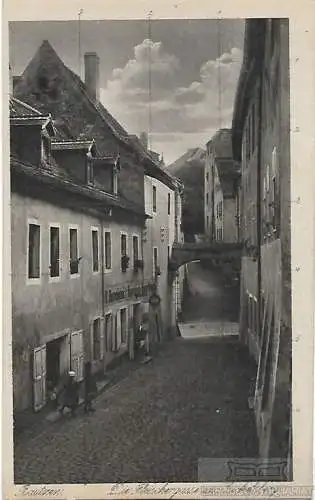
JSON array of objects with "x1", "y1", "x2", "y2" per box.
[
  {"x1": 9, "y1": 96, "x2": 44, "y2": 118},
  {"x1": 10, "y1": 155, "x2": 148, "y2": 217},
  {"x1": 14, "y1": 40, "x2": 177, "y2": 193}
]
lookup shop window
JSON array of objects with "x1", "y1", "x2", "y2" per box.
[
  {"x1": 93, "y1": 318, "x2": 101, "y2": 360},
  {"x1": 92, "y1": 229, "x2": 99, "y2": 272},
  {"x1": 28, "y1": 223, "x2": 40, "y2": 279},
  {"x1": 104, "y1": 231, "x2": 112, "y2": 270},
  {"x1": 50, "y1": 226, "x2": 60, "y2": 278},
  {"x1": 69, "y1": 228, "x2": 79, "y2": 274}
]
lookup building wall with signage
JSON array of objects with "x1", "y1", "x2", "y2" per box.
[
  {"x1": 11, "y1": 192, "x2": 104, "y2": 412},
  {"x1": 11, "y1": 189, "x2": 153, "y2": 413}
]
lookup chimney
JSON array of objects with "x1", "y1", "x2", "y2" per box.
[
  {"x1": 140, "y1": 132, "x2": 148, "y2": 151},
  {"x1": 84, "y1": 52, "x2": 100, "y2": 102}
]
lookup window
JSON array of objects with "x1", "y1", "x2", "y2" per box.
[
  {"x1": 42, "y1": 136, "x2": 51, "y2": 160},
  {"x1": 206, "y1": 215, "x2": 209, "y2": 228},
  {"x1": 87, "y1": 161, "x2": 94, "y2": 185},
  {"x1": 93, "y1": 318, "x2": 101, "y2": 360},
  {"x1": 69, "y1": 228, "x2": 79, "y2": 274},
  {"x1": 152, "y1": 185, "x2": 157, "y2": 213},
  {"x1": 167, "y1": 246, "x2": 170, "y2": 260},
  {"x1": 206, "y1": 193, "x2": 209, "y2": 205},
  {"x1": 251, "y1": 104, "x2": 256, "y2": 153},
  {"x1": 113, "y1": 169, "x2": 118, "y2": 195},
  {"x1": 167, "y1": 193, "x2": 171, "y2": 215},
  {"x1": 92, "y1": 229, "x2": 99, "y2": 272},
  {"x1": 50, "y1": 226, "x2": 60, "y2": 278},
  {"x1": 153, "y1": 246, "x2": 158, "y2": 271},
  {"x1": 28, "y1": 223, "x2": 40, "y2": 279},
  {"x1": 206, "y1": 172, "x2": 209, "y2": 182},
  {"x1": 121, "y1": 233, "x2": 127, "y2": 257},
  {"x1": 133, "y1": 235, "x2": 139, "y2": 265},
  {"x1": 104, "y1": 231, "x2": 112, "y2": 270},
  {"x1": 120, "y1": 308, "x2": 127, "y2": 344}
]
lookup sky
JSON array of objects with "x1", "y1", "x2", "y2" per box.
[{"x1": 9, "y1": 19, "x2": 245, "y2": 165}]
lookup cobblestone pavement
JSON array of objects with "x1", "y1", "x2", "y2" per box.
[{"x1": 14, "y1": 335, "x2": 258, "y2": 484}]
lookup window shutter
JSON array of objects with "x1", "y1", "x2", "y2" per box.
[
  {"x1": 71, "y1": 330, "x2": 84, "y2": 382},
  {"x1": 33, "y1": 345, "x2": 46, "y2": 412},
  {"x1": 112, "y1": 314, "x2": 118, "y2": 352},
  {"x1": 128, "y1": 306, "x2": 134, "y2": 360},
  {"x1": 100, "y1": 317, "x2": 105, "y2": 360},
  {"x1": 89, "y1": 321, "x2": 94, "y2": 362},
  {"x1": 116, "y1": 311, "x2": 121, "y2": 349}
]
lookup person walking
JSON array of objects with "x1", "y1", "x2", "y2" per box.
[
  {"x1": 84, "y1": 362, "x2": 97, "y2": 413},
  {"x1": 58, "y1": 371, "x2": 79, "y2": 417}
]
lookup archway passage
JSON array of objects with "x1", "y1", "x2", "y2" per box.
[
  {"x1": 180, "y1": 261, "x2": 240, "y2": 329},
  {"x1": 169, "y1": 241, "x2": 243, "y2": 271}
]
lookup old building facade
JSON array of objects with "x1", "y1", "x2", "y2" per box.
[
  {"x1": 11, "y1": 41, "x2": 183, "y2": 416},
  {"x1": 204, "y1": 129, "x2": 240, "y2": 243},
  {"x1": 232, "y1": 19, "x2": 291, "y2": 463},
  {"x1": 144, "y1": 172, "x2": 185, "y2": 339},
  {"x1": 10, "y1": 97, "x2": 156, "y2": 414}
]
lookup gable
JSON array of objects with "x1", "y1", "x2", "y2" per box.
[{"x1": 13, "y1": 40, "x2": 145, "y2": 210}]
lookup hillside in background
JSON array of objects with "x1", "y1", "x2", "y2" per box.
[{"x1": 167, "y1": 147, "x2": 206, "y2": 237}]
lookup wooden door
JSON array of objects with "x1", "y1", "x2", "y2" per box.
[
  {"x1": 70, "y1": 330, "x2": 84, "y2": 382},
  {"x1": 33, "y1": 345, "x2": 46, "y2": 412}
]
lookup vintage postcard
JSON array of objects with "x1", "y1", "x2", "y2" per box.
[{"x1": 2, "y1": 0, "x2": 315, "y2": 499}]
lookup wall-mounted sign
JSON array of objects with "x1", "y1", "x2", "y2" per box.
[{"x1": 105, "y1": 282, "x2": 155, "y2": 305}]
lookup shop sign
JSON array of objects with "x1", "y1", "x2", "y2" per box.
[{"x1": 105, "y1": 282, "x2": 155, "y2": 304}]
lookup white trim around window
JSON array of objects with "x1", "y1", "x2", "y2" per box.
[
  {"x1": 26, "y1": 218, "x2": 42, "y2": 286},
  {"x1": 104, "y1": 228, "x2": 112, "y2": 273},
  {"x1": 91, "y1": 226, "x2": 100, "y2": 275},
  {"x1": 68, "y1": 224, "x2": 80, "y2": 279},
  {"x1": 48, "y1": 222, "x2": 61, "y2": 283}
]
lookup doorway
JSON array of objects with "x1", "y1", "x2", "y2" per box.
[
  {"x1": 46, "y1": 338, "x2": 62, "y2": 390},
  {"x1": 133, "y1": 303, "x2": 141, "y2": 333}
]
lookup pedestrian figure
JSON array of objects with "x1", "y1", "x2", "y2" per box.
[
  {"x1": 84, "y1": 362, "x2": 97, "y2": 413},
  {"x1": 58, "y1": 371, "x2": 79, "y2": 417}
]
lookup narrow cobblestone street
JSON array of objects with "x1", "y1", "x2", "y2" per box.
[
  {"x1": 14, "y1": 263, "x2": 258, "y2": 484},
  {"x1": 15, "y1": 336, "x2": 258, "y2": 484}
]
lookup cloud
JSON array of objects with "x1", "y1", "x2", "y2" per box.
[{"x1": 100, "y1": 40, "x2": 243, "y2": 164}]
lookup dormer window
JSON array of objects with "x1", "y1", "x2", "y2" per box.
[
  {"x1": 113, "y1": 169, "x2": 118, "y2": 195},
  {"x1": 42, "y1": 134, "x2": 51, "y2": 162},
  {"x1": 86, "y1": 159, "x2": 94, "y2": 185}
]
